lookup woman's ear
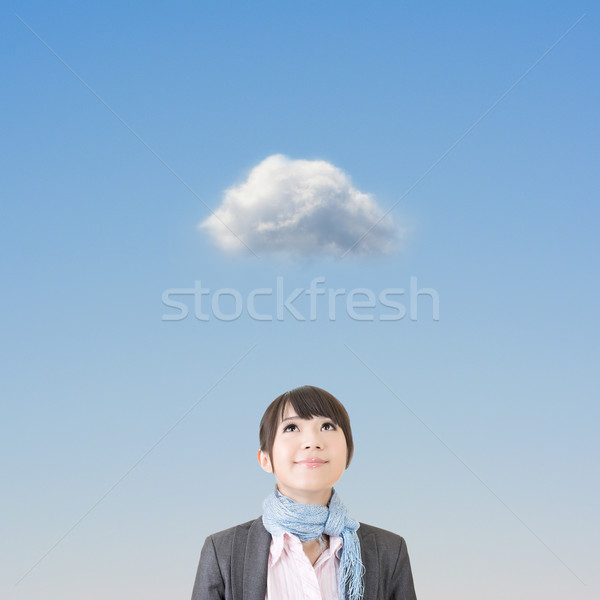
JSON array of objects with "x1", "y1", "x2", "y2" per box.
[{"x1": 257, "y1": 449, "x2": 274, "y2": 473}]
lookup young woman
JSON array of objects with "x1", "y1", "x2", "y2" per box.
[{"x1": 191, "y1": 385, "x2": 417, "y2": 600}]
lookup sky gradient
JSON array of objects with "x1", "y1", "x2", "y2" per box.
[{"x1": 2, "y1": 2, "x2": 599, "y2": 599}]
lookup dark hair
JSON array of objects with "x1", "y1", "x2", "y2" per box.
[{"x1": 259, "y1": 385, "x2": 354, "y2": 468}]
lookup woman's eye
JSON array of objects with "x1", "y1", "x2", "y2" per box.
[
  {"x1": 322, "y1": 422, "x2": 336, "y2": 430},
  {"x1": 283, "y1": 424, "x2": 298, "y2": 432}
]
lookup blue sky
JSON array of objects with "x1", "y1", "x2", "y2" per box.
[{"x1": 2, "y1": 2, "x2": 599, "y2": 599}]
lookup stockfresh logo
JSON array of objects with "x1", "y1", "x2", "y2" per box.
[{"x1": 161, "y1": 276, "x2": 439, "y2": 322}]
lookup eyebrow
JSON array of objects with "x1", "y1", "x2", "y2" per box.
[{"x1": 281, "y1": 415, "x2": 300, "y2": 423}]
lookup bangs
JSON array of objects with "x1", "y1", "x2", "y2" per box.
[{"x1": 278, "y1": 388, "x2": 344, "y2": 426}]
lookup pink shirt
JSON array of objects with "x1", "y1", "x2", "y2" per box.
[{"x1": 265, "y1": 531, "x2": 343, "y2": 600}]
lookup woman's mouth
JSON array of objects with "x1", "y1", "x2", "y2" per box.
[{"x1": 295, "y1": 459, "x2": 327, "y2": 468}]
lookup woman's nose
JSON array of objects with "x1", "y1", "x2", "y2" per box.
[
  {"x1": 302, "y1": 423, "x2": 324, "y2": 448},
  {"x1": 304, "y1": 440, "x2": 322, "y2": 448},
  {"x1": 303, "y1": 431, "x2": 323, "y2": 448}
]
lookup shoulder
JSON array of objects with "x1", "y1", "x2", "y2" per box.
[
  {"x1": 357, "y1": 522, "x2": 417, "y2": 598},
  {"x1": 207, "y1": 517, "x2": 259, "y2": 539},
  {"x1": 204, "y1": 517, "x2": 262, "y2": 549},
  {"x1": 193, "y1": 519, "x2": 264, "y2": 599},
  {"x1": 357, "y1": 521, "x2": 407, "y2": 548}
]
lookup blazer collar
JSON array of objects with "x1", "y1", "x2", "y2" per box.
[
  {"x1": 237, "y1": 518, "x2": 271, "y2": 600},
  {"x1": 356, "y1": 526, "x2": 379, "y2": 600},
  {"x1": 234, "y1": 518, "x2": 379, "y2": 600}
]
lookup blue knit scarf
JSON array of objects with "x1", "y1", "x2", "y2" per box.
[{"x1": 262, "y1": 487, "x2": 365, "y2": 600}]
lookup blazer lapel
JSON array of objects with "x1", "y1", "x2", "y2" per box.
[
  {"x1": 233, "y1": 517, "x2": 271, "y2": 600},
  {"x1": 355, "y1": 526, "x2": 379, "y2": 600}
]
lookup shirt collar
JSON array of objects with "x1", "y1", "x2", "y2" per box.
[{"x1": 269, "y1": 532, "x2": 343, "y2": 567}]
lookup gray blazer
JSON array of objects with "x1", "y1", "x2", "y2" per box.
[{"x1": 191, "y1": 517, "x2": 417, "y2": 599}]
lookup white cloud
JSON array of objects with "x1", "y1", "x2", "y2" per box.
[{"x1": 199, "y1": 154, "x2": 399, "y2": 257}]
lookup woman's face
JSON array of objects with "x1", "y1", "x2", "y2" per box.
[{"x1": 258, "y1": 402, "x2": 348, "y2": 505}]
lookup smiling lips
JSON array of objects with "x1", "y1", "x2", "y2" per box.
[{"x1": 296, "y1": 458, "x2": 327, "y2": 468}]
